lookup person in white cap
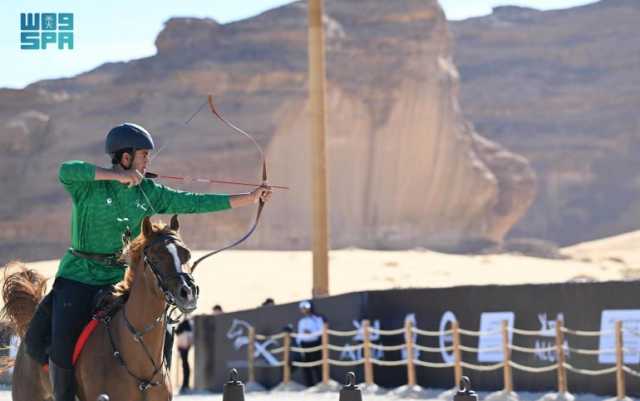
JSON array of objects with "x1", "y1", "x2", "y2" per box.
[{"x1": 296, "y1": 300, "x2": 324, "y2": 386}]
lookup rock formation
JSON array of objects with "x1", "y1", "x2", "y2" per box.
[
  {"x1": 451, "y1": 0, "x2": 640, "y2": 245},
  {"x1": 0, "y1": 0, "x2": 535, "y2": 262}
]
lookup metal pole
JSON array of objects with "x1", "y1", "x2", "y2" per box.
[{"x1": 308, "y1": 0, "x2": 330, "y2": 297}]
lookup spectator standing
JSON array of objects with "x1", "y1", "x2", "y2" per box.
[
  {"x1": 296, "y1": 300, "x2": 324, "y2": 386},
  {"x1": 212, "y1": 304, "x2": 223, "y2": 315},
  {"x1": 176, "y1": 317, "x2": 194, "y2": 394}
]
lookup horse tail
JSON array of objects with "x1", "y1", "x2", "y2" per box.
[{"x1": 0, "y1": 261, "x2": 47, "y2": 338}]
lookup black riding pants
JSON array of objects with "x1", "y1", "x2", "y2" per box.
[
  {"x1": 300, "y1": 339, "x2": 322, "y2": 386},
  {"x1": 24, "y1": 292, "x2": 53, "y2": 365},
  {"x1": 50, "y1": 277, "x2": 110, "y2": 369},
  {"x1": 179, "y1": 347, "x2": 191, "y2": 389}
]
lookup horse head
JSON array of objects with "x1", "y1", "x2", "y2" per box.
[{"x1": 139, "y1": 215, "x2": 199, "y2": 313}]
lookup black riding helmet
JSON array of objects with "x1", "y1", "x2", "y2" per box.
[
  {"x1": 105, "y1": 123, "x2": 155, "y2": 154},
  {"x1": 105, "y1": 123, "x2": 155, "y2": 168}
]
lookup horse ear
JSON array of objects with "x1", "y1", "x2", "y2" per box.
[
  {"x1": 170, "y1": 214, "x2": 180, "y2": 231},
  {"x1": 142, "y1": 216, "x2": 153, "y2": 238}
]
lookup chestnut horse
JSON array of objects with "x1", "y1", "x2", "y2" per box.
[{"x1": 2, "y1": 215, "x2": 198, "y2": 401}]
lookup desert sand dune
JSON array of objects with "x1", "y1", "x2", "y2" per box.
[{"x1": 13, "y1": 230, "x2": 638, "y2": 314}]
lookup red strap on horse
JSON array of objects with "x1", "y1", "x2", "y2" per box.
[{"x1": 72, "y1": 319, "x2": 99, "y2": 366}]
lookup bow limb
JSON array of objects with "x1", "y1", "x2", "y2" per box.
[
  {"x1": 191, "y1": 95, "x2": 268, "y2": 271},
  {"x1": 206, "y1": 95, "x2": 266, "y2": 165}
]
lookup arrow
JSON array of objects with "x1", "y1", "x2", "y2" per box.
[{"x1": 144, "y1": 172, "x2": 289, "y2": 190}]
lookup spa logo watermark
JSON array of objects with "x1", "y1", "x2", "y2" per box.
[{"x1": 20, "y1": 13, "x2": 74, "y2": 50}]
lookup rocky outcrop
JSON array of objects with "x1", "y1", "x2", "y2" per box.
[
  {"x1": 0, "y1": 111, "x2": 52, "y2": 215},
  {"x1": 257, "y1": 0, "x2": 536, "y2": 250},
  {"x1": 0, "y1": 0, "x2": 535, "y2": 262},
  {"x1": 451, "y1": 0, "x2": 640, "y2": 245}
]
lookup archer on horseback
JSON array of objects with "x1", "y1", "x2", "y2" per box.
[{"x1": 23, "y1": 122, "x2": 272, "y2": 401}]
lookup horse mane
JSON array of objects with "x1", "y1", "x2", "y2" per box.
[{"x1": 113, "y1": 221, "x2": 174, "y2": 298}]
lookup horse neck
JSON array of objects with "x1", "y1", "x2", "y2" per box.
[
  {"x1": 117, "y1": 258, "x2": 167, "y2": 369},
  {"x1": 125, "y1": 258, "x2": 166, "y2": 329}
]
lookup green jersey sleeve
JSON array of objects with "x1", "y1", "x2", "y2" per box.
[
  {"x1": 58, "y1": 160, "x2": 96, "y2": 199},
  {"x1": 141, "y1": 179, "x2": 231, "y2": 215}
]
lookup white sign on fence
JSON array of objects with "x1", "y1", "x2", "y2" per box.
[
  {"x1": 598, "y1": 309, "x2": 640, "y2": 364},
  {"x1": 439, "y1": 311, "x2": 457, "y2": 364},
  {"x1": 478, "y1": 311, "x2": 514, "y2": 362}
]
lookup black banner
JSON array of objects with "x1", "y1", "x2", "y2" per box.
[{"x1": 194, "y1": 281, "x2": 640, "y2": 395}]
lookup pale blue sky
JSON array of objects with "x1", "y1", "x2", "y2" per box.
[{"x1": 1, "y1": 0, "x2": 598, "y2": 89}]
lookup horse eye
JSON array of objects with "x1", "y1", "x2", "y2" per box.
[{"x1": 180, "y1": 249, "x2": 191, "y2": 262}]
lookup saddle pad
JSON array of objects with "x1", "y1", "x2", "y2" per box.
[{"x1": 72, "y1": 319, "x2": 99, "y2": 366}]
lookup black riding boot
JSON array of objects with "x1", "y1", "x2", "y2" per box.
[{"x1": 49, "y1": 359, "x2": 76, "y2": 401}]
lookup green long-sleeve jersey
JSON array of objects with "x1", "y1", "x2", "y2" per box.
[{"x1": 57, "y1": 160, "x2": 231, "y2": 285}]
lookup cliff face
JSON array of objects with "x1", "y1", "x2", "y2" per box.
[
  {"x1": 0, "y1": 0, "x2": 535, "y2": 261},
  {"x1": 451, "y1": 0, "x2": 640, "y2": 245}
]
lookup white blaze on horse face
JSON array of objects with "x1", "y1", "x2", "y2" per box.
[
  {"x1": 166, "y1": 243, "x2": 183, "y2": 274},
  {"x1": 167, "y1": 242, "x2": 196, "y2": 304}
]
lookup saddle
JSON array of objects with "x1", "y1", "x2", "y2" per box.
[{"x1": 70, "y1": 291, "x2": 128, "y2": 366}]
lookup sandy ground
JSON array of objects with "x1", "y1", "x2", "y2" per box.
[
  {"x1": 563, "y1": 230, "x2": 640, "y2": 274},
  {"x1": 0, "y1": 389, "x2": 389, "y2": 401},
  {"x1": 18, "y1": 230, "x2": 640, "y2": 314},
  {"x1": 0, "y1": 388, "x2": 621, "y2": 401},
  {"x1": 3, "y1": 232, "x2": 637, "y2": 399}
]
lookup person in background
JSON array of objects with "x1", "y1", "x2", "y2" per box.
[
  {"x1": 212, "y1": 304, "x2": 223, "y2": 315},
  {"x1": 176, "y1": 316, "x2": 194, "y2": 394},
  {"x1": 261, "y1": 297, "x2": 275, "y2": 307},
  {"x1": 296, "y1": 300, "x2": 324, "y2": 386}
]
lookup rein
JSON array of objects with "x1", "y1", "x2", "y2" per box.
[
  {"x1": 143, "y1": 234, "x2": 199, "y2": 306},
  {"x1": 101, "y1": 233, "x2": 190, "y2": 393},
  {"x1": 103, "y1": 305, "x2": 168, "y2": 392}
]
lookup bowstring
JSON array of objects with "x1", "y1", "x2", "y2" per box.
[
  {"x1": 139, "y1": 96, "x2": 267, "y2": 269},
  {"x1": 139, "y1": 98, "x2": 209, "y2": 215}
]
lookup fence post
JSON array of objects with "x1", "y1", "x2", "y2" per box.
[
  {"x1": 453, "y1": 320, "x2": 462, "y2": 388},
  {"x1": 283, "y1": 331, "x2": 291, "y2": 384},
  {"x1": 363, "y1": 320, "x2": 374, "y2": 385},
  {"x1": 405, "y1": 319, "x2": 417, "y2": 387},
  {"x1": 322, "y1": 322, "x2": 330, "y2": 384},
  {"x1": 502, "y1": 320, "x2": 513, "y2": 393},
  {"x1": 615, "y1": 320, "x2": 625, "y2": 400},
  {"x1": 555, "y1": 319, "x2": 567, "y2": 394},
  {"x1": 248, "y1": 326, "x2": 256, "y2": 383}
]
